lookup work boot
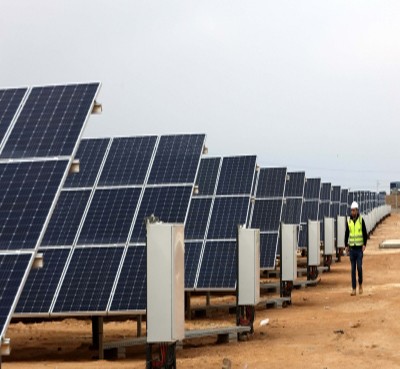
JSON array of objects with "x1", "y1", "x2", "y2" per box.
[
  {"x1": 351, "y1": 289, "x2": 356, "y2": 296},
  {"x1": 359, "y1": 284, "x2": 363, "y2": 295}
]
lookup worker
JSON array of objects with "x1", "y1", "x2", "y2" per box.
[{"x1": 345, "y1": 201, "x2": 368, "y2": 296}]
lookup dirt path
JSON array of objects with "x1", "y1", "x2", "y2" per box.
[{"x1": 4, "y1": 213, "x2": 400, "y2": 369}]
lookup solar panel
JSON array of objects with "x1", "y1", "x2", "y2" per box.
[
  {"x1": 78, "y1": 188, "x2": 142, "y2": 245},
  {"x1": 260, "y1": 233, "x2": 279, "y2": 269},
  {"x1": 16, "y1": 249, "x2": 70, "y2": 314},
  {"x1": 0, "y1": 82, "x2": 100, "y2": 343},
  {"x1": 0, "y1": 253, "x2": 33, "y2": 338},
  {"x1": 0, "y1": 160, "x2": 68, "y2": 250},
  {"x1": 1, "y1": 83, "x2": 100, "y2": 158},
  {"x1": 304, "y1": 178, "x2": 321, "y2": 200},
  {"x1": 109, "y1": 246, "x2": 146, "y2": 312},
  {"x1": 147, "y1": 134, "x2": 204, "y2": 184},
  {"x1": 18, "y1": 134, "x2": 205, "y2": 316},
  {"x1": 206, "y1": 197, "x2": 250, "y2": 239},
  {"x1": 249, "y1": 167, "x2": 287, "y2": 269},
  {"x1": 298, "y1": 178, "x2": 321, "y2": 248},
  {"x1": 281, "y1": 198, "x2": 303, "y2": 224},
  {"x1": 52, "y1": 247, "x2": 124, "y2": 313},
  {"x1": 98, "y1": 136, "x2": 157, "y2": 186},
  {"x1": 196, "y1": 241, "x2": 237, "y2": 289},
  {"x1": 298, "y1": 224, "x2": 308, "y2": 250},
  {"x1": 255, "y1": 167, "x2": 286, "y2": 198},
  {"x1": 41, "y1": 190, "x2": 91, "y2": 246},
  {"x1": 184, "y1": 242, "x2": 203, "y2": 289},
  {"x1": 64, "y1": 138, "x2": 109, "y2": 188},
  {"x1": 194, "y1": 157, "x2": 221, "y2": 196},
  {"x1": 0, "y1": 88, "x2": 27, "y2": 146},
  {"x1": 331, "y1": 186, "x2": 341, "y2": 202},
  {"x1": 184, "y1": 198, "x2": 213, "y2": 240},
  {"x1": 251, "y1": 199, "x2": 283, "y2": 232},
  {"x1": 330, "y1": 202, "x2": 340, "y2": 219},
  {"x1": 130, "y1": 186, "x2": 192, "y2": 243},
  {"x1": 284, "y1": 172, "x2": 305, "y2": 197},
  {"x1": 216, "y1": 156, "x2": 257, "y2": 195},
  {"x1": 301, "y1": 200, "x2": 319, "y2": 223},
  {"x1": 320, "y1": 183, "x2": 332, "y2": 201}
]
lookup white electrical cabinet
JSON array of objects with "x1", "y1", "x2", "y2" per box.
[
  {"x1": 336, "y1": 216, "x2": 346, "y2": 248},
  {"x1": 324, "y1": 218, "x2": 335, "y2": 255},
  {"x1": 238, "y1": 227, "x2": 260, "y2": 305},
  {"x1": 280, "y1": 224, "x2": 297, "y2": 281},
  {"x1": 307, "y1": 220, "x2": 320, "y2": 266},
  {"x1": 146, "y1": 223, "x2": 185, "y2": 343}
]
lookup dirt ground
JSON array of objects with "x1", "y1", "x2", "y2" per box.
[{"x1": 4, "y1": 212, "x2": 400, "y2": 369}]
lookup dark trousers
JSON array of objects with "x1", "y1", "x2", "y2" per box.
[{"x1": 350, "y1": 247, "x2": 363, "y2": 289}]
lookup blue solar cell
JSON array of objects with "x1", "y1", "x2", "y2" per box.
[
  {"x1": 1, "y1": 83, "x2": 99, "y2": 158},
  {"x1": 16, "y1": 249, "x2": 70, "y2": 314},
  {"x1": 260, "y1": 233, "x2": 278, "y2": 269},
  {"x1": 281, "y1": 198, "x2": 303, "y2": 224},
  {"x1": 304, "y1": 178, "x2": 321, "y2": 200},
  {"x1": 0, "y1": 88, "x2": 27, "y2": 144},
  {"x1": 195, "y1": 157, "x2": 220, "y2": 196},
  {"x1": 98, "y1": 136, "x2": 157, "y2": 186},
  {"x1": 41, "y1": 190, "x2": 90, "y2": 246},
  {"x1": 196, "y1": 241, "x2": 236, "y2": 289},
  {"x1": 110, "y1": 246, "x2": 146, "y2": 312},
  {"x1": 0, "y1": 160, "x2": 68, "y2": 250},
  {"x1": 78, "y1": 188, "x2": 141, "y2": 245},
  {"x1": 147, "y1": 134, "x2": 205, "y2": 184},
  {"x1": 207, "y1": 197, "x2": 250, "y2": 239},
  {"x1": 251, "y1": 199, "x2": 283, "y2": 232},
  {"x1": 53, "y1": 247, "x2": 124, "y2": 312},
  {"x1": 331, "y1": 186, "x2": 341, "y2": 202},
  {"x1": 256, "y1": 168, "x2": 287, "y2": 198},
  {"x1": 216, "y1": 156, "x2": 257, "y2": 195},
  {"x1": 131, "y1": 186, "x2": 192, "y2": 243},
  {"x1": 320, "y1": 183, "x2": 332, "y2": 201},
  {"x1": 301, "y1": 200, "x2": 319, "y2": 222},
  {"x1": 185, "y1": 198, "x2": 213, "y2": 240},
  {"x1": 284, "y1": 172, "x2": 305, "y2": 197},
  {"x1": 0, "y1": 253, "x2": 32, "y2": 338},
  {"x1": 184, "y1": 242, "x2": 202, "y2": 289},
  {"x1": 64, "y1": 138, "x2": 109, "y2": 188}
]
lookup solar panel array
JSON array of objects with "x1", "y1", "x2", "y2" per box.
[
  {"x1": 0, "y1": 83, "x2": 100, "y2": 342},
  {"x1": 185, "y1": 156, "x2": 257, "y2": 290},
  {"x1": 16, "y1": 134, "x2": 205, "y2": 316},
  {"x1": 298, "y1": 178, "x2": 321, "y2": 248},
  {"x1": 248, "y1": 167, "x2": 287, "y2": 269}
]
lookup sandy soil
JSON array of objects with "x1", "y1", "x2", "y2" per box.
[{"x1": 4, "y1": 213, "x2": 400, "y2": 369}]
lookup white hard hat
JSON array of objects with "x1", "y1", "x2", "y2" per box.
[{"x1": 351, "y1": 201, "x2": 359, "y2": 210}]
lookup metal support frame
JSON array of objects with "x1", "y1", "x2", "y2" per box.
[
  {"x1": 137, "y1": 315, "x2": 142, "y2": 337},
  {"x1": 92, "y1": 316, "x2": 104, "y2": 360},
  {"x1": 184, "y1": 292, "x2": 191, "y2": 320}
]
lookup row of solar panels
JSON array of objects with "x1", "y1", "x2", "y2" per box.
[
  {"x1": 0, "y1": 83, "x2": 388, "y2": 345},
  {"x1": 14, "y1": 134, "x2": 386, "y2": 318}
]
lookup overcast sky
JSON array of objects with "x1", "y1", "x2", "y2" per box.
[{"x1": 1, "y1": 1, "x2": 399, "y2": 191}]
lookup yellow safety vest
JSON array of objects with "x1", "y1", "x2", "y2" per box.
[{"x1": 348, "y1": 216, "x2": 364, "y2": 247}]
